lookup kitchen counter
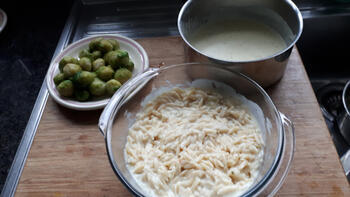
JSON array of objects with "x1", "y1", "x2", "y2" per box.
[{"x1": 13, "y1": 36, "x2": 350, "y2": 196}]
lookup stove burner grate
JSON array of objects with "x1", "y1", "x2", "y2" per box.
[{"x1": 316, "y1": 83, "x2": 345, "y2": 122}]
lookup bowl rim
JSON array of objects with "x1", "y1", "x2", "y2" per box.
[
  {"x1": 46, "y1": 34, "x2": 149, "y2": 111},
  {"x1": 104, "y1": 63, "x2": 285, "y2": 196},
  {"x1": 342, "y1": 80, "x2": 350, "y2": 116},
  {"x1": 0, "y1": 8, "x2": 7, "y2": 33},
  {"x1": 177, "y1": 0, "x2": 303, "y2": 64}
]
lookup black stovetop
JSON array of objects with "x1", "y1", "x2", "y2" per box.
[
  {"x1": 309, "y1": 80, "x2": 350, "y2": 181},
  {"x1": 313, "y1": 81, "x2": 350, "y2": 155},
  {"x1": 0, "y1": 0, "x2": 73, "y2": 192},
  {"x1": 296, "y1": 2, "x2": 350, "y2": 182}
]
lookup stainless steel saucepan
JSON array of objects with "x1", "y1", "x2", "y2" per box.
[
  {"x1": 338, "y1": 81, "x2": 350, "y2": 144},
  {"x1": 178, "y1": 0, "x2": 303, "y2": 87}
]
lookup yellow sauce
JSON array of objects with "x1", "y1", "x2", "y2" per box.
[{"x1": 190, "y1": 19, "x2": 287, "y2": 61}]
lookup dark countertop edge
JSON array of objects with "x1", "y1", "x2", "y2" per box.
[{"x1": 0, "y1": 2, "x2": 80, "y2": 196}]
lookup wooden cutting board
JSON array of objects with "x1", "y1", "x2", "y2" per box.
[{"x1": 15, "y1": 37, "x2": 350, "y2": 196}]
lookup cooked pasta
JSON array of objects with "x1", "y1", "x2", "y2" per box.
[{"x1": 125, "y1": 87, "x2": 264, "y2": 197}]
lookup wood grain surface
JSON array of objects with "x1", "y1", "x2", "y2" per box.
[{"x1": 15, "y1": 37, "x2": 350, "y2": 196}]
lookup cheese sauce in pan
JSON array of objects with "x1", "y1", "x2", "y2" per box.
[{"x1": 190, "y1": 19, "x2": 286, "y2": 61}]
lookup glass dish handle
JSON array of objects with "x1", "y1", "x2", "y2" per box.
[
  {"x1": 265, "y1": 112, "x2": 296, "y2": 196},
  {"x1": 99, "y1": 68, "x2": 159, "y2": 137}
]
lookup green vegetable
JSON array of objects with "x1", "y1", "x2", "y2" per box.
[
  {"x1": 89, "y1": 78, "x2": 106, "y2": 96},
  {"x1": 57, "y1": 80, "x2": 74, "y2": 97},
  {"x1": 79, "y1": 49, "x2": 94, "y2": 60},
  {"x1": 114, "y1": 68, "x2": 132, "y2": 84},
  {"x1": 116, "y1": 50, "x2": 129, "y2": 66},
  {"x1": 54, "y1": 37, "x2": 135, "y2": 101},
  {"x1": 104, "y1": 50, "x2": 129, "y2": 69},
  {"x1": 107, "y1": 39, "x2": 120, "y2": 50},
  {"x1": 107, "y1": 65, "x2": 114, "y2": 70},
  {"x1": 96, "y1": 66, "x2": 114, "y2": 81},
  {"x1": 105, "y1": 79, "x2": 122, "y2": 95},
  {"x1": 75, "y1": 90, "x2": 90, "y2": 101},
  {"x1": 91, "y1": 50, "x2": 102, "y2": 60},
  {"x1": 97, "y1": 39, "x2": 113, "y2": 53},
  {"x1": 63, "y1": 63, "x2": 82, "y2": 78},
  {"x1": 53, "y1": 73, "x2": 65, "y2": 86},
  {"x1": 59, "y1": 56, "x2": 79, "y2": 72},
  {"x1": 124, "y1": 60, "x2": 134, "y2": 72},
  {"x1": 73, "y1": 71, "x2": 96, "y2": 88},
  {"x1": 104, "y1": 51, "x2": 119, "y2": 69},
  {"x1": 92, "y1": 58, "x2": 105, "y2": 71},
  {"x1": 89, "y1": 38, "x2": 103, "y2": 51},
  {"x1": 79, "y1": 57, "x2": 92, "y2": 71}
]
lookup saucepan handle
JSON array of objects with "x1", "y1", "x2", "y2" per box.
[{"x1": 98, "y1": 68, "x2": 159, "y2": 137}]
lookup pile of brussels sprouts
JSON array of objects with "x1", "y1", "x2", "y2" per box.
[{"x1": 53, "y1": 37, "x2": 134, "y2": 101}]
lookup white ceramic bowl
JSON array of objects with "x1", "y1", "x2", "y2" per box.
[{"x1": 46, "y1": 34, "x2": 149, "y2": 110}]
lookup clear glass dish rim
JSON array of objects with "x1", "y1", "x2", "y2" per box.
[{"x1": 103, "y1": 63, "x2": 285, "y2": 197}]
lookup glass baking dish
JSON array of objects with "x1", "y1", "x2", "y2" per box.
[{"x1": 99, "y1": 63, "x2": 295, "y2": 196}]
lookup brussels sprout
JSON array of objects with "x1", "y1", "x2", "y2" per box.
[
  {"x1": 79, "y1": 49, "x2": 94, "y2": 60},
  {"x1": 79, "y1": 57, "x2": 92, "y2": 71},
  {"x1": 91, "y1": 50, "x2": 102, "y2": 60},
  {"x1": 73, "y1": 71, "x2": 96, "y2": 88},
  {"x1": 96, "y1": 66, "x2": 114, "y2": 81},
  {"x1": 63, "y1": 63, "x2": 82, "y2": 78},
  {"x1": 104, "y1": 50, "x2": 129, "y2": 69},
  {"x1": 117, "y1": 50, "x2": 128, "y2": 57},
  {"x1": 104, "y1": 51, "x2": 119, "y2": 69},
  {"x1": 114, "y1": 68, "x2": 132, "y2": 84},
  {"x1": 105, "y1": 79, "x2": 122, "y2": 95},
  {"x1": 89, "y1": 78, "x2": 106, "y2": 96},
  {"x1": 89, "y1": 37, "x2": 103, "y2": 51},
  {"x1": 54, "y1": 73, "x2": 65, "y2": 86},
  {"x1": 59, "y1": 56, "x2": 79, "y2": 72},
  {"x1": 124, "y1": 60, "x2": 134, "y2": 72},
  {"x1": 115, "y1": 50, "x2": 129, "y2": 67},
  {"x1": 103, "y1": 51, "x2": 111, "y2": 63},
  {"x1": 107, "y1": 39, "x2": 120, "y2": 50},
  {"x1": 75, "y1": 90, "x2": 90, "y2": 101},
  {"x1": 107, "y1": 65, "x2": 115, "y2": 72},
  {"x1": 97, "y1": 39, "x2": 113, "y2": 53},
  {"x1": 92, "y1": 58, "x2": 105, "y2": 71},
  {"x1": 57, "y1": 80, "x2": 74, "y2": 97}
]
